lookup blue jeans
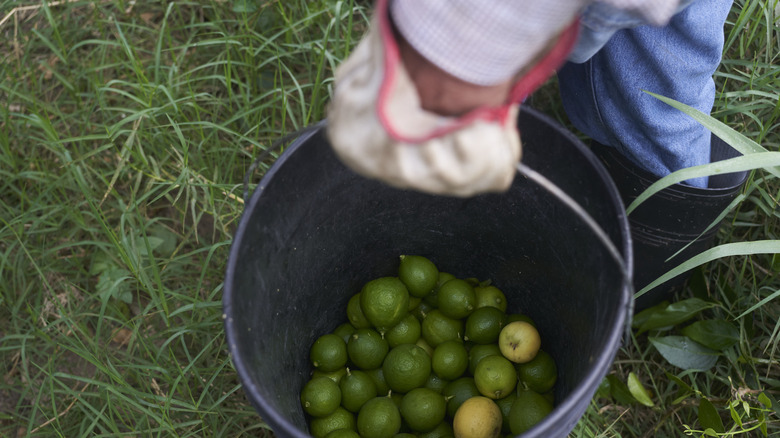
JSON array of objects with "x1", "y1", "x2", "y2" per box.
[{"x1": 557, "y1": 0, "x2": 733, "y2": 188}]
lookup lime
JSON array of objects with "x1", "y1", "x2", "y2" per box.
[
  {"x1": 312, "y1": 367, "x2": 348, "y2": 385},
  {"x1": 424, "y1": 372, "x2": 448, "y2": 393},
  {"x1": 432, "y1": 340, "x2": 469, "y2": 381},
  {"x1": 301, "y1": 376, "x2": 342, "y2": 417},
  {"x1": 442, "y1": 377, "x2": 480, "y2": 419},
  {"x1": 333, "y1": 322, "x2": 357, "y2": 344},
  {"x1": 467, "y1": 343, "x2": 501, "y2": 376},
  {"x1": 474, "y1": 355, "x2": 517, "y2": 399},
  {"x1": 508, "y1": 389, "x2": 553, "y2": 435},
  {"x1": 452, "y1": 396, "x2": 502, "y2": 438},
  {"x1": 385, "y1": 313, "x2": 422, "y2": 348},
  {"x1": 324, "y1": 429, "x2": 361, "y2": 438},
  {"x1": 400, "y1": 388, "x2": 447, "y2": 433},
  {"x1": 494, "y1": 392, "x2": 517, "y2": 434},
  {"x1": 383, "y1": 343, "x2": 432, "y2": 393},
  {"x1": 438, "y1": 279, "x2": 477, "y2": 319},
  {"x1": 411, "y1": 300, "x2": 435, "y2": 322},
  {"x1": 408, "y1": 296, "x2": 422, "y2": 311},
  {"x1": 417, "y1": 421, "x2": 454, "y2": 438},
  {"x1": 416, "y1": 337, "x2": 434, "y2": 357},
  {"x1": 311, "y1": 334, "x2": 348, "y2": 372},
  {"x1": 421, "y1": 309, "x2": 463, "y2": 347},
  {"x1": 398, "y1": 255, "x2": 439, "y2": 298},
  {"x1": 347, "y1": 293, "x2": 372, "y2": 329},
  {"x1": 340, "y1": 369, "x2": 378, "y2": 413},
  {"x1": 424, "y1": 272, "x2": 455, "y2": 307},
  {"x1": 310, "y1": 406, "x2": 356, "y2": 438},
  {"x1": 516, "y1": 349, "x2": 557, "y2": 394},
  {"x1": 360, "y1": 277, "x2": 410, "y2": 333},
  {"x1": 365, "y1": 367, "x2": 390, "y2": 396},
  {"x1": 473, "y1": 285, "x2": 508, "y2": 312},
  {"x1": 498, "y1": 321, "x2": 541, "y2": 364},
  {"x1": 357, "y1": 396, "x2": 402, "y2": 438},
  {"x1": 464, "y1": 306, "x2": 506, "y2": 345},
  {"x1": 348, "y1": 328, "x2": 389, "y2": 370}
]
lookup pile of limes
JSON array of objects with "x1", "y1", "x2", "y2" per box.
[{"x1": 300, "y1": 255, "x2": 557, "y2": 438}]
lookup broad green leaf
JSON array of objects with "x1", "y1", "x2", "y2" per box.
[
  {"x1": 649, "y1": 336, "x2": 719, "y2": 371},
  {"x1": 607, "y1": 375, "x2": 637, "y2": 405},
  {"x1": 681, "y1": 319, "x2": 740, "y2": 351},
  {"x1": 596, "y1": 377, "x2": 611, "y2": 399},
  {"x1": 703, "y1": 428, "x2": 718, "y2": 437},
  {"x1": 730, "y1": 400, "x2": 743, "y2": 427},
  {"x1": 626, "y1": 152, "x2": 780, "y2": 214},
  {"x1": 90, "y1": 252, "x2": 117, "y2": 275},
  {"x1": 636, "y1": 241, "x2": 780, "y2": 299},
  {"x1": 627, "y1": 372, "x2": 654, "y2": 407},
  {"x1": 758, "y1": 392, "x2": 772, "y2": 409},
  {"x1": 631, "y1": 300, "x2": 669, "y2": 329},
  {"x1": 666, "y1": 372, "x2": 694, "y2": 404},
  {"x1": 638, "y1": 298, "x2": 715, "y2": 333},
  {"x1": 136, "y1": 235, "x2": 164, "y2": 256},
  {"x1": 149, "y1": 225, "x2": 178, "y2": 257},
  {"x1": 698, "y1": 397, "x2": 725, "y2": 433}
]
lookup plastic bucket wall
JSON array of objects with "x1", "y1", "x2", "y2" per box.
[{"x1": 224, "y1": 107, "x2": 633, "y2": 437}]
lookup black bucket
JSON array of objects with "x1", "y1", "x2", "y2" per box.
[{"x1": 224, "y1": 107, "x2": 633, "y2": 437}]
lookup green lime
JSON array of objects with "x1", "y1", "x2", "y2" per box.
[
  {"x1": 495, "y1": 392, "x2": 517, "y2": 434},
  {"x1": 385, "y1": 313, "x2": 422, "y2": 348},
  {"x1": 365, "y1": 367, "x2": 390, "y2": 396},
  {"x1": 398, "y1": 255, "x2": 439, "y2": 298},
  {"x1": 393, "y1": 434, "x2": 416, "y2": 438},
  {"x1": 474, "y1": 355, "x2": 517, "y2": 399},
  {"x1": 416, "y1": 337, "x2": 434, "y2": 357},
  {"x1": 516, "y1": 350, "x2": 557, "y2": 394},
  {"x1": 508, "y1": 389, "x2": 553, "y2": 435},
  {"x1": 333, "y1": 322, "x2": 357, "y2": 344},
  {"x1": 421, "y1": 309, "x2": 463, "y2": 347},
  {"x1": 324, "y1": 429, "x2": 361, "y2": 438},
  {"x1": 424, "y1": 272, "x2": 454, "y2": 307},
  {"x1": 437, "y1": 279, "x2": 477, "y2": 319},
  {"x1": 301, "y1": 376, "x2": 342, "y2": 417},
  {"x1": 310, "y1": 406, "x2": 356, "y2": 438},
  {"x1": 347, "y1": 293, "x2": 372, "y2": 329},
  {"x1": 383, "y1": 343, "x2": 432, "y2": 393},
  {"x1": 311, "y1": 334, "x2": 348, "y2": 372},
  {"x1": 340, "y1": 369, "x2": 378, "y2": 413},
  {"x1": 408, "y1": 296, "x2": 422, "y2": 311},
  {"x1": 348, "y1": 328, "x2": 389, "y2": 370},
  {"x1": 432, "y1": 340, "x2": 468, "y2": 381},
  {"x1": 312, "y1": 367, "x2": 348, "y2": 384},
  {"x1": 411, "y1": 300, "x2": 435, "y2": 321},
  {"x1": 467, "y1": 343, "x2": 502, "y2": 376},
  {"x1": 360, "y1": 277, "x2": 410, "y2": 333},
  {"x1": 464, "y1": 306, "x2": 506, "y2": 344},
  {"x1": 400, "y1": 388, "x2": 447, "y2": 433},
  {"x1": 417, "y1": 420, "x2": 453, "y2": 438},
  {"x1": 424, "y1": 373, "x2": 448, "y2": 393},
  {"x1": 442, "y1": 377, "x2": 480, "y2": 419},
  {"x1": 473, "y1": 285, "x2": 508, "y2": 312},
  {"x1": 357, "y1": 396, "x2": 402, "y2": 438}
]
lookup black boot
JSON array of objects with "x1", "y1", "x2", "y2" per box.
[{"x1": 592, "y1": 135, "x2": 749, "y2": 311}]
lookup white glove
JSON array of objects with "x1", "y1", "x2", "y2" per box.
[{"x1": 326, "y1": 0, "x2": 579, "y2": 197}]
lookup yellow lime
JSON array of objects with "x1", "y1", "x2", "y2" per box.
[
  {"x1": 398, "y1": 255, "x2": 439, "y2": 298},
  {"x1": 498, "y1": 321, "x2": 541, "y2": 364},
  {"x1": 452, "y1": 396, "x2": 502, "y2": 438}
]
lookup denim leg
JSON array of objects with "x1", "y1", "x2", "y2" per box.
[{"x1": 558, "y1": 0, "x2": 733, "y2": 188}]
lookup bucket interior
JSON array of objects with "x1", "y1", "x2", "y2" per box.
[{"x1": 224, "y1": 107, "x2": 632, "y2": 437}]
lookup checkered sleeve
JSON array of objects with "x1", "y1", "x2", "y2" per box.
[{"x1": 388, "y1": 0, "x2": 682, "y2": 86}]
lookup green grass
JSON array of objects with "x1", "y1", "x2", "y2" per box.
[{"x1": 0, "y1": 0, "x2": 778, "y2": 437}]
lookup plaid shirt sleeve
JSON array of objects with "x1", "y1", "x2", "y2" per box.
[{"x1": 389, "y1": 0, "x2": 682, "y2": 86}]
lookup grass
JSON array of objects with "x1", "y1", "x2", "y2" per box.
[{"x1": 0, "y1": 0, "x2": 778, "y2": 437}]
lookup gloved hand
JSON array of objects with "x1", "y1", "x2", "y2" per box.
[{"x1": 326, "y1": 0, "x2": 579, "y2": 197}]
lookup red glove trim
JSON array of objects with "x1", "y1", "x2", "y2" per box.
[{"x1": 375, "y1": 0, "x2": 580, "y2": 143}]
